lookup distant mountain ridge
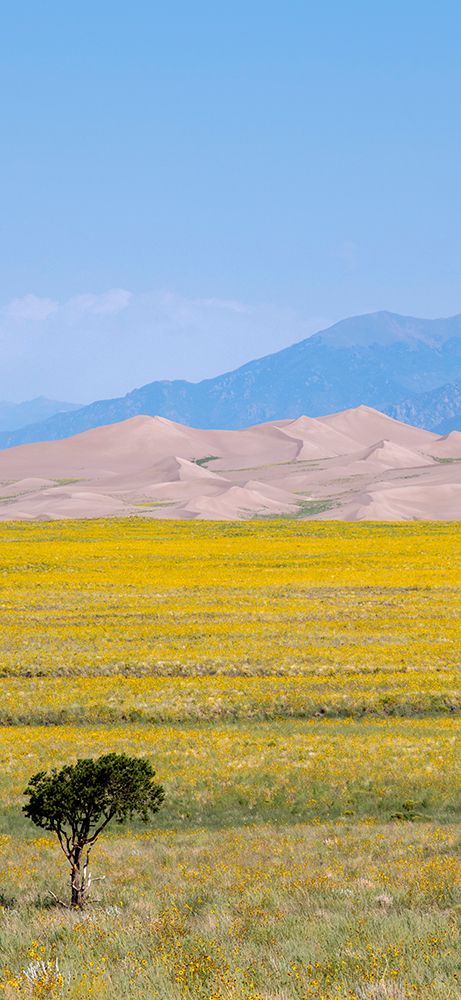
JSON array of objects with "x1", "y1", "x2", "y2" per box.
[
  {"x1": 0, "y1": 397, "x2": 81, "y2": 434},
  {"x1": 3, "y1": 310, "x2": 461, "y2": 447}
]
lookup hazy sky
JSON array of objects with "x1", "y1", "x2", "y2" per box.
[{"x1": 1, "y1": 1, "x2": 461, "y2": 402}]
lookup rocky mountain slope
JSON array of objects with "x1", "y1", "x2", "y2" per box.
[{"x1": 389, "y1": 381, "x2": 461, "y2": 434}]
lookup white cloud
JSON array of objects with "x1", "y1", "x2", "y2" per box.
[
  {"x1": 69, "y1": 289, "x2": 133, "y2": 317},
  {"x1": 5, "y1": 294, "x2": 58, "y2": 321},
  {"x1": 0, "y1": 286, "x2": 321, "y2": 402},
  {"x1": 192, "y1": 297, "x2": 250, "y2": 314},
  {"x1": 153, "y1": 291, "x2": 251, "y2": 328}
]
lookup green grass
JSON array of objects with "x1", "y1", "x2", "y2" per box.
[
  {"x1": 191, "y1": 455, "x2": 220, "y2": 466},
  {"x1": 259, "y1": 497, "x2": 338, "y2": 519},
  {"x1": 132, "y1": 500, "x2": 175, "y2": 508},
  {"x1": 2, "y1": 717, "x2": 460, "y2": 830},
  {"x1": 52, "y1": 478, "x2": 83, "y2": 485}
]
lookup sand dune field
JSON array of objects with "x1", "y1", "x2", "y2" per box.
[{"x1": 0, "y1": 405, "x2": 459, "y2": 520}]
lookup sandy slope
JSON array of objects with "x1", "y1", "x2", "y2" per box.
[{"x1": 0, "y1": 406, "x2": 459, "y2": 521}]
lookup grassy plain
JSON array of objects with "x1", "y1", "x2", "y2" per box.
[{"x1": 0, "y1": 520, "x2": 460, "y2": 998}]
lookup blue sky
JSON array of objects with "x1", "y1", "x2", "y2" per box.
[{"x1": 1, "y1": 1, "x2": 461, "y2": 402}]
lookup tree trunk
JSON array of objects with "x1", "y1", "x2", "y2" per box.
[
  {"x1": 70, "y1": 846, "x2": 91, "y2": 907},
  {"x1": 71, "y1": 871, "x2": 84, "y2": 907}
]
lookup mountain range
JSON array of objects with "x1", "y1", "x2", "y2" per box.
[
  {"x1": 0, "y1": 406, "x2": 459, "y2": 521},
  {"x1": 3, "y1": 310, "x2": 461, "y2": 447},
  {"x1": 0, "y1": 397, "x2": 81, "y2": 433}
]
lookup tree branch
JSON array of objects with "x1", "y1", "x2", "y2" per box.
[
  {"x1": 87, "y1": 810, "x2": 115, "y2": 844},
  {"x1": 56, "y1": 827, "x2": 71, "y2": 862}
]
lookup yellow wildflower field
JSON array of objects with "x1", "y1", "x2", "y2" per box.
[
  {"x1": 0, "y1": 717, "x2": 459, "y2": 824},
  {"x1": 0, "y1": 519, "x2": 460, "y2": 998},
  {"x1": 0, "y1": 668, "x2": 460, "y2": 725},
  {"x1": 0, "y1": 519, "x2": 460, "y2": 685}
]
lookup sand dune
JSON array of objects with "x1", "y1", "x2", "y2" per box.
[
  {"x1": 0, "y1": 405, "x2": 458, "y2": 521},
  {"x1": 183, "y1": 484, "x2": 297, "y2": 519},
  {"x1": 242, "y1": 480, "x2": 299, "y2": 503},
  {"x1": 326, "y1": 481, "x2": 461, "y2": 522},
  {"x1": 357, "y1": 439, "x2": 434, "y2": 468},
  {"x1": 318, "y1": 405, "x2": 437, "y2": 450},
  {"x1": 148, "y1": 455, "x2": 228, "y2": 484},
  {"x1": 427, "y1": 430, "x2": 461, "y2": 460},
  {"x1": 277, "y1": 415, "x2": 361, "y2": 458}
]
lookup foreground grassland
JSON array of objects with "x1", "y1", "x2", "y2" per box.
[
  {"x1": 0, "y1": 520, "x2": 460, "y2": 998},
  {"x1": 2, "y1": 823, "x2": 461, "y2": 999}
]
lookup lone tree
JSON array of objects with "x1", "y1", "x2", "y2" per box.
[{"x1": 23, "y1": 753, "x2": 164, "y2": 908}]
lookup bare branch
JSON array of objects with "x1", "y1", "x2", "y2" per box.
[{"x1": 47, "y1": 890, "x2": 69, "y2": 908}]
